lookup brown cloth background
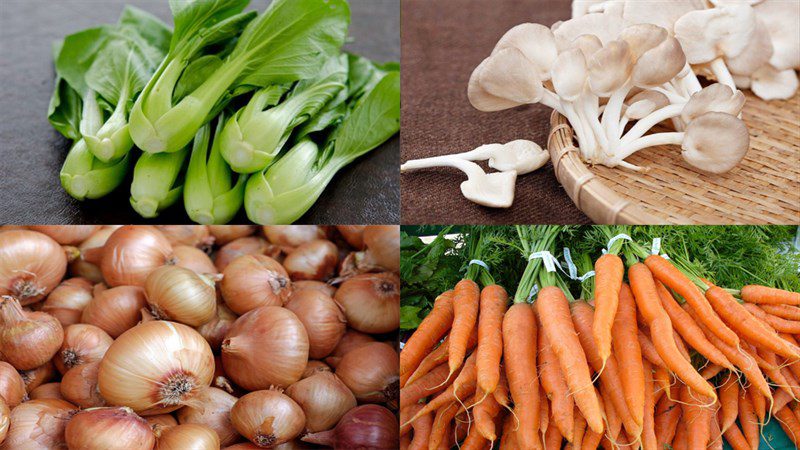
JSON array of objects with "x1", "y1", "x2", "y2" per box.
[{"x1": 400, "y1": 0, "x2": 591, "y2": 224}]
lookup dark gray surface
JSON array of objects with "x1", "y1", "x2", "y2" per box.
[{"x1": 0, "y1": 0, "x2": 399, "y2": 224}]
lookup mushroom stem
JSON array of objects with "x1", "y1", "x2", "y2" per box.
[
  {"x1": 617, "y1": 131, "x2": 684, "y2": 161},
  {"x1": 620, "y1": 103, "x2": 684, "y2": 147},
  {"x1": 600, "y1": 81, "x2": 632, "y2": 153},
  {"x1": 579, "y1": 93, "x2": 609, "y2": 153},
  {"x1": 651, "y1": 86, "x2": 687, "y2": 104},
  {"x1": 400, "y1": 155, "x2": 485, "y2": 177},
  {"x1": 562, "y1": 101, "x2": 596, "y2": 160},
  {"x1": 678, "y1": 63, "x2": 703, "y2": 95},
  {"x1": 540, "y1": 89, "x2": 566, "y2": 115},
  {"x1": 709, "y1": 58, "x2": 736, "y2": 90}
]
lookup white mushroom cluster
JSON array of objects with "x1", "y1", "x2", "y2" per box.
[{"x1": 469, "y1": 18, "x2": 750, "y2": 173}]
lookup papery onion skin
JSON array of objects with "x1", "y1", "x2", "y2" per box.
[
  {"x1": 285, "y1": 290, "x2": 346, "y2": 359},
  {"x1": 55, "y1": 323, "x2": 113, "y2": 374},
  {"x1": 292, "y1": 280, "x2": 336, "y2": 297},
  {"x1": 156, "y1": 225, "x2": 214, "y2": 251},
  {"x1": 221, "y1": 255, "x2": 292, "y2": 315},
  {"x1": 145, "y1": 414, "x2": 178, "y2": 429},
  {"x1": 301, "y1": 361, "x2": 331, "y2": 379},
  {"x1": 145, "y1": 266, "x2": 217, "y2": 327},
  {"x1": 69, "y1": 227, "x2": 118, "y2": 282},
  {"x1": 19, "y1": 361, "x2": 57, "y2": 394},
  {"x1": 334, "y1": 273, "x2": 400, "y2": 334},
  {"x1": 196, "y1": 303, "x2": 238, "y2": 351},
  {"x1": 173, "y1": 245, "x2": 218, "y2": 275},
  {"x1": 283, "y1": 240, "x2": 339, "y2": 281},
  {"x1": 362, "y1": 226, "x2": 400, "y2": 272},
  {"x1": 65, "y1": 406, "x2": 154, "y2": 450},
  {"x1": 29, "y1": 225, "x2": 101, "y2": 245},
  {"x1": 0, "y1": 398, "x2": 9, "y2": 443},
  {"x1": 209, "y1": 225, "x2": 257, "y2": 245},
  {"x1": 0, "y1": 296, "x2": 64, "y2": 370},
  {"x1": 329, "y1": 329, "x2": 375, "y2": 359},
  {"x1": 214, "y1": 237, "x2": 275, "y2": 272},
  {"x1": 301, "y1": 404, "x2": 398, "y2": 450},
  {"x1": 2, "y1": 399, "x2": 76, "y2": 450},
  {"x1": 335, "y1": 226, "x2": 366, "y2": 250},
  {"x1": 231, "y1": 390, "x2": 306, "y2": 447},
  {"x1": 285, "y1": 371, "x2": 356, "y2": 433},
  {"x1": 99, "y1": 321, "x2": 214, "y2": 415},
  {"x1": 101, "y1": 226, "x2": 175, "y2": 287},
  {"x1": 41, "y1": 277, "x2": 94, "y2": 327},
  {"x1": 0, "y1": 362, "x2": 26, "y2": 407},
  {"x1": 60, "y1": 361, "x2": 106, "y2": 408},
  {"x1": 81, "y1": 285, "x2": 147, "y2": 338},
  {"x1": 263, "y1": 226, "x2": 326, "y2": 248},
  {"x1": 224, "y1": 442, "x2": 314, "y2": 450},
  {"x1": 335, "y1": 342, "x2": 399, "y2": 406},
  {"x1": 29, "y1": 383, "x2": 63, "y2": 401},
  {"x1": 222, "y1": 307, "x2": 309, "y2": 390},
  {"x1": 154, "y1": 423, "x2": 220, "y2": 450},
  {"x1": 0, "y1": 230, "x2": 67, "y2": 304},
  {"x1": 176, "y1": 387, "x2": 239, "y2": 446}
]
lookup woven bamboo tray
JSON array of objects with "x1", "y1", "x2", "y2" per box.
[{"x1": 546, "y1": 92, "x2": 800, "y2": 224}]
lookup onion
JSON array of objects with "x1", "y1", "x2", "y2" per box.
[
  {"x1": 176, "y1": 387, "x2": 238, "y2": 446},
  {"x1": 292, "y1": 280, "x2": 336, "y2": 297},
  {"x1": 302, "y1": 405, "x2": 398, "y2": 450},
  {"x1": 301, "y1": 361, "x2": 331, "y2": 379},
  {"x1": 334, "y1": 273, "x2": 400, "y2": 334},
  {"x1": 81, "y1": 286, "x2": 147, "y2": 338},
  {"x1": 209, "y1": 225, "x2": 257, "y2": 245},
  {"x1": 98, "y1": 321, "x2": 214, "y2": 415},
  {"x1": 0, "y1": 398, "x2": 9, "y2": 443},
  {"x1": 285, "y1": 290, "x2": 346, "y2": 359},
  {"x1": 41, "y1": 277, "x2": 93, "y2": 327},
  {"x1": 19, "y1": 361, "x2": 57, "y2": 394},
  {"x1": 336, "y1": 226, "x2": 366, "y2": 250},
  {"x1": 329, "y1": 329, "x2": 375, "y2": 359},
  {"x1": 0, "y1": 296, "x2": 64, "y2": 370},
  {"x1": 221, "y1": 255, "x2": 292, "y2": 315},
  {"x1": 66, "y1": 406, "x2": 155, "y2": 450},
  {"x1": 285, "y1": 372, "x2": 356, "y2": 433},
  {"x1": 145, "y1": 414, "x2": 178, "y2": 429},
  {"x1": 101, "y1": 226, "x2": 175, "y2": 287},
  {"x1": 28, "y1": 225, "x2": 101, "y2": 245},
  {"x1": 69, "y1": 227, "x2": 118, "y2": 282},
  {"x1": 0, "y1": 230, "x2": 67, "y2": 304},
  {"x1": 61, "y1": 361, "x2": 105, "y2": 408},
  {"x1": 222, "y1": 306, "x2": 308, "y2": 390},
  {"x1": 0, "y1": 361, "x2": 26, "y2": 407},
  {"x1": 214, "y1": 236, "x2": 277, "y2": 272},
  {"x1": 283, "y1": 240, "x2": 339, "y2": 281},
  {"x1": 29, "y1": 383, "x2": 63, "y2": 401},
  {"x1": 335, "y1": 342, "x2": 399, "y2": 406},
  {"x1": 196, "y1": 303, "x2": 238, "y2": 351},
  {"x1": 231, "y1": 390, "x2": 305, "y2": 447},
  {"x1": 173, "y1": 245, "x2": 218, "y2": 275},
  {"x1": 156, "y1": 225, "x2": 214, "y2": 251},
  {"x1": 154, "y1": 423, "x2": 220, "y2": 450},
  {"x1": 144, "y1": 266, "x2": 217, "y2": 326},
  {"x1": 54, "y1": 323, "x2": 112, "y2": 374},
  {"x1": 361, "y1": 226, "x2": 399, "y2": 272},
  {"x1": 224, "y1": 442, "x2": 313, "y2": 450},
  {"x1": 2, "y1": 399, "x2": 76, "y2": 449},
  {"x1": 263, "y1": 226, "x2": 326, "y2": 248}
]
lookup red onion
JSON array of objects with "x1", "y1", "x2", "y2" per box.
[{"x1": 301, "y1": 405, "x2": 398, "y2": 450}]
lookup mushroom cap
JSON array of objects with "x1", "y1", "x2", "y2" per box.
[
  {"x1": 751, "y1": 65, "x2": 799, "y2": 100},
  {"x1": 725, "y1": 17, "x2": 773, "y2": 76},
  {"x1": 681, "y1": 83, "x2": 746, "y2": 123},
  {"x1": 553, "y1": 13, "x2": 627, "y2": 51},
  {"x1": 619, "y1": 23, "x2": 669, "y2": 61},
  {"x1": 588, "y1": 40, "x2": 633, "y2": 96},
  {"x1": 681, "y1": 112, "x2": 749, "y2": 174},
  {"x1": 732, "y1": 74, "x2": 752, "y2": 88},
  {"x1": 468, "y1": 48, "x2": 543, "y2": 112},
  {"x1": 627, "y1": 89, "x2": 671, "y2": 110},
  {"x1": 551, "y1": 48, "x2": 589, "y2": 101},
  {"x1": 754, "y1": 0, "x2": 800, "y2": 70},
  {"x1": 487, "y1": 140, "x2": 549, "y2": 175},
  {"x1": 622, "y1": 0, "x2": 703, "y2": 31},
  {"x1": 460, "y1": 171, "x2": 518, "y2": 208},
  {"x1": 631, "y1": 36, "x2": 686, "y2": 87},
  {"x1": 492, "y1": 23, "x2": 559, "y2": 81},
  {"x1": 673, "y1": 5, "x2": 757, "y2": 63},
  {"x1": 572, "y1": 34, "x2": 604, "y2": 59}
]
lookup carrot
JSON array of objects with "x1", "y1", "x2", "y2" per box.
[
  {"x1": 401, "y1": 363, "x2": 451, "y2": 408},
  {"x1": 778, "y1": 366, "x2": 800, "y2": 400},
  {"x1": 744, "y1": 303, "x2": 800, "y2": 334},
  {"x1": 641, "y1": 360, "x2": 657, "y2": 450},
  {"x1": 701, "y1": 364, "x2": 724, "y2": 380},
  {"x1": 600, "y1": 385, "x2": 622, "y2": 443},
  {"x1": 401, "y1": 433, "x2": 411, "y2": 450},
  {"x1": 448, "y1": 279, "x2": 480, "y2": 380},
  {"x1": 460, "y1": 420, "x2": 488, "y2": 450},
  {"x1": 741, "y1": 285, "x2": 800, "y2": 306},
  {"x1": 474, "y1": 392, "x2": 502, "y2": 442},
  {"x1": 777, "y1": 405, "x2": 800, "y2": 445},
  {"x1": 757, "y1": 348, "x2": 796, "y2": 399},
  {"x1": 401, "y1": 290, "x2": 454, "y2": 383},
  {"x1": 535, "y1": 286, "x2": 603, "y2": 434},
  {"x1": 709, "y1": 414, "x2": 723, "y2": 450},
  {"x1": 722, "y1": 422, "x2": 751, "y2": 450},
  {"x1": 644, "y1": 254, "x2": 739, "y2": 347},
  {"x1": 672, "y1": 417, "x2": 688, "y2": 450},
  {"x1": 738, "y1": 387, "x2": 759, "y2": 450},
  {"x1": 655, "y1": 281, "x2": 734, "y2": 369},
  {"x1": 747, "y1": 386, "x2": 767, "y2": 425},
  {"x1": 537, "y1": 323, "x2": 574, "y2": 441},
  {"x1": 499, "y1": 411, "x2": 517, "y2": 450},
  {"x1": 671, "y1": 328, "x2": 691, "y2": 362},
  {"x1": 493, "y1": 371, "x2": 510, "y2": 411},
  {"x1": 543, "y1": 416, "x2": 563, "y2": 450},
  {"x1": 637, "y1": 328, "x2": 665, "y2": 368},
  {"x1": 539, "y1": 389, "x2": 549, "y2": 438},
  {"x1": 581, "y1": 426, "x2": 603, "y2": 450},
  {"x1": 611, "y1": 283, "x2": 645, "y2": 428},
  {"x1": 653, "y1": 366, "x2": 672, "y2": 399},
  {"x1": 628, "y1": 263, "x2": 717, "y2": 401},
  {"x1": 452, "y1": 352, "x2": 478, "y2": 401},
  {"x1": 405, "y1": 329, "x2": 478, "y2": 387},
  {"x1": 406, "y1": 355, "x2": 477, "y2": 425},
  {"x1": 401, "y1": 404, "x2": 422, "y2": 437},
  {"x1": 593, "y1": 253, "x2": 625, "y2": 366},
  {"x1": 761, "y1": 304, "x2": 800, "y2": 321},
  {"x1": 572, "y1": 406, "x2": 586, "y2": 450},
  {"x1": 681, "y1": 385, "x2": 712, "y2": 449},
  {"x1": 409, "y1": 410, "x2": 434, "y2": 450},
  {"x1": 428, "y1": 402, "x2": 458, "y2": 450},
  {"x1": 476, "y1": 284, "x2": 508, "y2": 398},
  {"x1": 654, "y1": 393, "x2": 681, "y2": 448},
  {"x1": 719, "y1": 373, "x2": 739, "y2": 433},
  {"x1": 502, "y1": 303, "x2": 541, "y2": 450}
]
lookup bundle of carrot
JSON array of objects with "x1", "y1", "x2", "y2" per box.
[{"x1": 399, "y1": 225, "x2": 800, "y2": 449}]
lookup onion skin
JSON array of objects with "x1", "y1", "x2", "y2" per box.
[
  {"x1": 81, "y1": 286, "x2": 147, "y2": 338},
  {"x1": 98, "y1": 321, "x2": 214, "y2": 415},
  {"x1": 145, "y1": 414, "x2": 178, "y2": 429},
  {"x1": 231, "y1": 390, "x2": 306, "y2": 447},
  {"x1": 60, "y1": 361, "x2": 106, "y2": 408},
  {"x1": 334, "y1": 273, "x2": 400, "y2": 334},
  {"x1": 292, "y1": 280, "x2": 336, "y2": 297},
  {"x1": 209, "y1": 225, "x2": 257, "y2": 245},
  {"x1": 69, "y1": 227, "x2": 118, "y2": 282},
  {"x1": 156, "y1": 225, "x2": 214, "y2": 250},
  {"x1": 55, "y1": 323, "x2": 112, "y2": 374},
  {"x1": 154, "y1": 423, "x2": 220, "y2": 450},
  {"x1": 285, "y1": 372, "x2": 356, "y2": 433},
  {"x1": 0, "y1": 362, "x2": 26, "y2": 407},
  {"x1": 41, "y1": 277, "x2": 94, "y2": 327},
  {"x1": 335, "y1": 226, "x2": 366, "y2": 250},
  {"x1": 101, "y1": 226, "x2": 174, "y2": 287},
  {"x1": 301, "y1": 361, "x2": 331, "y2": 379},
  {"x1": 285, "y1": 290, "x2": 346, "y2": 359},
  {"x1": 221, "y1": 255, "x2": 292, "y2": 315},
  {"x1": 144, "y1": 266, "x2": 217, "y2": 327},
  {"x1": 0, "y1": 296, "x2": 64, "y2": 370},
  {"x1": 65, "y1": 407, "x2": 154, "y2": 450},
  {"x1": 222, "y1": 307, "x2": 309, "y2": 390},
  {"x1": 173, "y1": 246, "x2": 218, "y2": 275},
  {"x1": 196, "y1": 303, "x2": 238, "y2": 351},
  {"x1": 28, "y1": 225, "x2": 100, "y2": 245},
  {"x1": 19, "y1": 361, "x2": 57, "y2": 394},
  {"x1": 302, "y1": 404, "x2": 398, "y2": 450},
  {"x1": 329, "y1": 329, "x2": 375, "y2": 359},
  {"x1": 215, "y1": 236, "x2": 275, "y2": 272},
  {"x1": 0, "y1": 230, "x2": 67, "y2": 304},
  {"x1": 335, "y1": 342, "x2": 399, "y2": 406},
  {"x1": 263, "y1": 226, "x2": 326, "y2": 248},
  {"x1": 176, "y1": 387, "x2": 239, "y2": 446},
  {"x1": 283, "y1": 240, "x2": 339, "y2": 281},
  {"x1": 362, "y1": 226, "x2": 400, "y2": 272},
  {"x1": 0, "y1": 398, "x2": 9, "y2": 443},
  {"x1": 2, "y1": 399, "x2": 76, "y2": 450},
  {"x1": 29, "y1": 383, "x2": 63, "y2": 401}
]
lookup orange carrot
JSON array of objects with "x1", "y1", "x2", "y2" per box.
[
  {"x1": 681, "y1": 385, "x2": 712, "y2": 449},
  {"x1": 701, "y1": 364, "x2": 724, "y2": 380},
  {"x1": 672, "y1": 417, "x2": 688, "y2": 450},
  {"x1": 539, "y1": 389, "x2": 549, "y2": 437},
  {"x1": 722, "y1": 422, "x2": 751, "y2": 450},
  {"x1": 741, "y1": 285, "x2": 800, "y2": 306},
  {"x1": 493, "y1": 371, "x2": 510, "y2": 411},
  {"x1": 637, "y1": 328, "x2": 665, "y2": 368},
  {"x1": 401, "y1": 404, "x2": 421, "y2": 437},
  {"x1": 401, "y1": 433, "x2": 410, "y2": 450},
  {"x1": 400, "y1": 363, "x2": 451, "y2": 408},
  {"x1": 405, "y1": 328, "x2": 478, "y2": 387},
  {"x1": 778, "y1": 366, "x2": 800, "y2": 400},
  {"x1": 761, "y1": 304, "x2": 800, "y2": 321},
  {"x1": 543, "y1": 416, "x2": 563, "y2": 449},
  {"x1": 474, "y1": 391, "x2": 502, "y2": 442},
  {"x1": 718, "y1": 373, "x2": 739, "y2": 433},
  {"x1": 405, "y1": 355, "x2": 477, "y2": 425},
  {"x1": 401, "y1": 290, "x2": 454, "y2": 382},
  {"x1": 499, "y1": 411, "x2": 518, "y2": 450},
  {"x1": 709, "y1": 415, "x2": 723, "y2": 450},
  {"x1": 535, "y1": 286, "x2": 603, "y2": 434},
  {"x1": 641, "y1": 360, "x2": 657, "y2": 450},
  {"x1": 600, "y1": 385, "x2": 622, "y2": 443},
  {"x1": 537, "y1": 323, "x2": 574, "y2": 441},
  {"x1": 654, "y1": 393, "x2": 681, "y2": 447},
  {"x1": 744, "y1": 303, "x2": 800, "y2": 334},
  {"x1": 593, "y1": 253, "x2": 624, "y2": 366},
  {"x1": 460, "y1": 420, "x2": 488, "y2": 450},
  {"x1": 502, "y1": 303, "x2": 541, "y2": 450},
  {"x1": 653, "y1": 365, "x2": 671, "y2": 400},
  {"x1": 448, "y1": 280, "x2": 481, "y2": 378},
  {"x1": 572, "y1": 406, "x2": 586, "y2": 450},
  {"x1": 776, "y1": 405, "x2": 800, "y2": 445},
  {"x1": 476, "y1": 284, "x2": 508, "y2": 398},
  {"x1": 738, "y1": 387, "x2": 759, "y2": 450},
  {"x1": 747, "y1": 386, "x2": 766, "y2": 425},
  {"x1": 428, "y1": 402, "x2": 458, "y2": 450},
  {"x1": 612, "y1": 283, "x2": 645, "y2": 428},
  {"x1": 581, "y1": 426, "x2": 603, "y2": 450},
  {"x1": 408, "y1": 410, "x2": 433, "y2": 450}
]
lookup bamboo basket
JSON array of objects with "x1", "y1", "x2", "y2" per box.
[{"x1": 546, "y1": 92, "x2": 800, "y2": 224}]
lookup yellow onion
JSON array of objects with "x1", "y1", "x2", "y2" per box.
[
  {"x1": 28, "y1": 225, "x2": 101, "y2": 245},
  {"x1": 41, "y1": 277, "x2": 93, "y2": 327},
  {"x1": 0, "y1": 296, "x2": 64, "y2": 370},
  {"x1": 222, "y1": 307, "x2": 308, "y2": 390},
  {"x1": 301, "y1": 361, "x2": 331, "y2": 379},
  {"x1": 154, "y1": 423, "x2": 220, "y2": 450},
  {"x1": 285, "y1": 372, "x2": 356, "y2": 433},
  {"x1": 0, "y1": 230, "x2": 67, "y2": 304},
  {"x1": 361, "y1": 226, "x2": 399, "y2": 272},
  {"x1": 0, "y1": 361, "x2": 26, "y2": 407},
  {"x1": 29, "y1": 383, "x2": 63, "y2": 401},
  {"x1": 0, "y1": 398, "x2": 9, "y2": 443},
  {"x1": 61, "y1": 361, "x2": 106, "y2": 408},
  {"x1": 208, "y1": 225, "x2": 257, "y2": 245},
  {"x1": 54, "y1": 323, "x2": 112, "y2": 374},
  {"x1": 68, "y1": 227, "x2": 119, "y2": 282},
  {"x1": 221, "y1": 255, "x2": 292, "y2": 315},
  {"x1": 173, "y1": 245, "x2": 218, "y2": 275},
  {"x1": 336, "y1": 226, "x2": 366, "y2": 250},
  {"x1": 231, "y1": 390, "x2": 305, "y2": 447},
  {"x1": 334, "y1": 273, "x2": 400, "y2": 334},
  {"x1": 283, "y1": 240, "x2": 339, "y2": 281},
  {"x1": 145, "y1": 414, "x2": 178, "y2": 429},
  {"x1": 144, "y1": 266, "x2": 216, "y2": 326},
  {"x1": 19, "y1": 361, "x2": 57, "y2": 394},
  {"x1": 156, "y1": 226, "x2": 214, "y2": 251},
  {"x1": 99, "y1": 321, "x2": 214, "y2": 415},
  {"x1": 81, "y1": 285, "x2": 147, "y2": 338},
  {"x1": 329, "y1": 329, "x2": 374, "y2": 359},
  {"x1": 196, "y1": 303, "x2": 238, "y2": 351},
  {"x1": 176, "y1": 387, "x2": 238, "y2": 446},
  {"x1": 224, "y1": 442, "x2": 314, "y2": 450},
  {"x1": 263, "y1": 226, "x2": 326, "y2": 248},
  {"x1": 293, "y1": 280, "x2": 336, "y2": 297},
  {"x1": 2, "y1": 399, "x2": 76, "y2": 449},
  {"x1": 101, "y1": 226, "x2": 175, "y2": 287},
  {"x1": 214, "y1": 236, "x2": 276, "y2": 272},
  {"x1": 302, "y1": 405, "x2": 398, "y2": 450},
  {"x1": 335, "y1": 342, "x2": 399, "y2": 406},
  {"x1": 66, "y1": 407, "x2": 154, "y2": 450},
  {"x1": 285, "y1": 290, "x2": 346, "y2": 359}
]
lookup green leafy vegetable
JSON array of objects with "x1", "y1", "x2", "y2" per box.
[{"x1": 129, "y1": 139, "x2": 190, "y2": 218}]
